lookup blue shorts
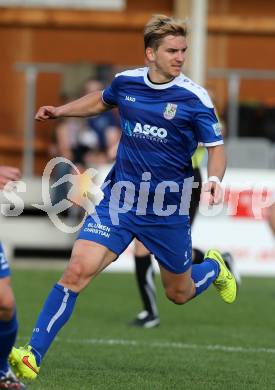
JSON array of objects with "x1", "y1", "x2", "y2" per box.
[
  {"x1": 0, "y1": 243, "x2": 11, "y2": 278},
  {"x1": 78, "y1": 199, "x2": 192, "y2": 274}
]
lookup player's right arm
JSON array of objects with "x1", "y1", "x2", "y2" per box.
[{"x1": 35, "y1": 91, "x2": 113, "y2": 122}]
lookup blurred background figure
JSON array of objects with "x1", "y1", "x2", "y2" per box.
[
  {"x1": 49, "y1": 102, "x2": 86, "y2": 208},
  {"x1": 83, "y1": 79, "x2": 121, "y2": 166}
]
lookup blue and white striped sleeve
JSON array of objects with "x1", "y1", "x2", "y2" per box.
[{"x1": 193, "y1": 100, "x2": 224, "y2": 147}]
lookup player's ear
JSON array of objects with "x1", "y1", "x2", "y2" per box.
[{"x1": 145, "y1": 47, "x2": 156, "y2": 62}]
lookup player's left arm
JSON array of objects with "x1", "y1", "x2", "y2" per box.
[{"x1": 204, "y1": 144, "x2": 226, "y2": 205}]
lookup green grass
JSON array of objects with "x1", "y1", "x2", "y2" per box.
[{"x1": 11, "y1": 269, "x2": 275, "y2": 389}]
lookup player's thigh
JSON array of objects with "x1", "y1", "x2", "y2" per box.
[
  {"x1": 62, "y1": 202, "x2": 134, "y2": 289},
  {"x1": 72, "y1": 239, "x2": 117, "y2": 275},
  {"x1": 134, "y1": 239, "x2": 150, "y2": 257}
]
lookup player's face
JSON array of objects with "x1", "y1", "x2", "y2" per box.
[{"x1": 147, "y1": 35, "x2": 187, "y2": 82}]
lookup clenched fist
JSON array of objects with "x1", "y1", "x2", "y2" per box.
[
  {"x1": 202, "y1": 180, "x2": 223, "y2": 206},
  {"x1": 35, "y1": 106, "x2": 59, "y2": 121}
]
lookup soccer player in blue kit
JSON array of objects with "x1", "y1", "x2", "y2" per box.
[
  {"x1": 0, "y1": 166, "x2": 26, "y2": 389},
  {"x1": 10, "y1": 15, "x2": 237, "y2": 380}
]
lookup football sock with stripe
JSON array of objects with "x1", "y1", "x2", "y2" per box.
[
  {"x1": 29, "y1": 283, "x2": 78, "y2": 365},
  {"x1": 191, "y1": 259, "x2": 220, "y2": 296},
  {"x1": 0, "y1": 312, "x2": 18, "y2": 375}
]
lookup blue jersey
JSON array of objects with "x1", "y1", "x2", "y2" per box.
[
  {"x1": 102, "y1": 67, "x2": 223, "y2": 215},
  {"x1": 0, "y1": 242, "x2": 10, "y2": 278}
]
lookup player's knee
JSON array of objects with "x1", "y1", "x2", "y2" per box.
[
  {"x1": 165, "y1": 287, "x2": 191, "y2": 305},
  {"x1": 60, "y1": 255, "x2": 91, "y2": 291},
  {"x1": 0, "y1": 294, "x2": 15, "y2": 320},
  {"x1": 61, "y1": 259, "x2": 84, "y2": 286}
]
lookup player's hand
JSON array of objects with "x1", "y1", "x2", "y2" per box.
[
  {"x1": 35, "y1": 106, "x2": 59, "y2": 121},
  {"x1": 202, "y1": 180, "x2": 223, "y2": 206},
  {"x1": 0, "y1": 166, "x2": 21, "y2": 190}
]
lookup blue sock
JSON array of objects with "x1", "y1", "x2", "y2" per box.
[
  {"x1": 0, "y1": 312, "x2": 18, "y2": 375},
  {"x1": 29, "y1": 284, "x2": 78, "y2": 365},
  {"x1": 191, "y1": 259, "x2": 220, "y2": 297}
]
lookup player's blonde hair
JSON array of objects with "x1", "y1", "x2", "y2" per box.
[{"x1": 144, "y1": 14, "x2": 188, "y2": 50}]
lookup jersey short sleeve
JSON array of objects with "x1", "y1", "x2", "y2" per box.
[
  {"x1": 102, "y1": 76, "x2": 119, "y2": 106},
  {"x1": 192, "y1": 98, "x2": 223, "y2": 147}
]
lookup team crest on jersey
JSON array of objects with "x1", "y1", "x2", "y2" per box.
[{"x1": 163, "y1": 103, "x2": 177, "y2": 120}]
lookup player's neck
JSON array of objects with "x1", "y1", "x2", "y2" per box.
[{"x1": 147, "y1": 69, "x2": 175, "y2": 84}]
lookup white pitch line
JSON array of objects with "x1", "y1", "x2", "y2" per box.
[
  {"x1": 57, "y1": 338, "x2": 275, "y2": 355},
  {"x1": 18, "y1": 336, "x2": 275, "y2": 355}
]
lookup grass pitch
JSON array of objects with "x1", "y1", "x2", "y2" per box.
[{"x1": 12, "y1": 269, "x2": 275, "y2": 389}]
